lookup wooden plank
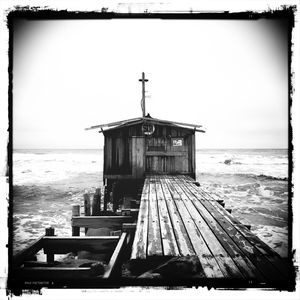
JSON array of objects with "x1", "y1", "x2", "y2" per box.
[
  {"x1": 104, "y1": 137, "x2": 112, "y2": 174},
  {"x1": 85, "y1": 117, "x2": 142, "y2": 130},
  {"x1": 198, "y1": 186, "x2": 281, "y2": 255},
  {"x1": 131, "y1": 179, "x2": 150, "y2": 260},
  {"x1": 132, "y1": 136, "x2": 145, "y2": 178},
  {"x1": 184, "y1": 178, "x2": 276, "y2": 250},
  {"x1": 191, "y1": 135, "x2": 195, "y2": 175},
  {"x1": 72, "y1": 204, "x2": 80, "y2": 236},
  {"x1": 186, "y1": 179, "x2": 290, "y2": 277},
  {"x1": 147, "y1": 178, "x2": 163, "y2": 256},
  {"x1": 84, "y1": 193, "x2": 91, "y2": 234},
  {"x1": 181, "y1": 178, "x2": 288, "y2": 282},
  {"x1": 92, "y1": 188, "x2": 101, "y2": 216},
  {"x1": 45, "y1": 227, "x2": 55, "y2": 263},
  {"x1": 175, "y1": 177, "x2": 265, "y2": 281},
  {"x1": 164, "y1": 177, "x2": 224, "y2": 278},
  {"x1": 160, "y1": 177, "x2": 195, "y2": 256},
  {"x1": 155, "y1": 177, "x2": 180, "y2": 257},
  {"x1": 142, "y1": 116, "x2": 203, "y2": 130},
  {"x1": 43, "y1": 236, "x2": 119, "y2": 255},
  {"x1": 121, "y1": 209, "x2": 139, "y2": 219},
  {"x1": 146, "y1": 151, "x2": 188, "y2": 157},
  {"x1": 103, "y1": 232, "x2": 127, "y2": 278},
  {"x1": 84, "y1": 193, "x2": 91, "y2": 216},
  {"x1": 23, "y1": 261, "x2": 57, "y2": 267},
  {"x1": 182, "y1": 175, "x2": 283, "y2": 251},
  {"x1": 131, "y1": 137, "x2": 137, "y2": 177},
  {"x1": 122, "y1": 223, "x2": 137, "y2": 231},
  {"x1": 116, "y1": 137, "x2": 124, "y2": 167},
  {"x1": 182, "y1": 155, "x2": 189, "y2": 173},
  {"x1": 136, "y1": 137, "x2": 145, "y2": 175},
  {"x1": 19, "y1": 266, "x2": 97, "y2": 280},
  {"x1": 13, "y1": 236, "x2": 44, "y2": 267},
  {"x1": 128, "y1": 135, "x2": 132, "y2": 173},
  {"x1": 170, "y1": 177, "x2": 243, "y2": 279},
  {"x1": 104, "y1": 174, "x2": 135, "y2": 179},
  {"x1": 72, "y1": 216, "x2": 132, "y2": 230},
  {"x1": 153, "y1": 156, "x2": 158, "y2": 173},
  {"x1": 103, "y1": 119, "x2": 145, "y2": 131},
  {"x1": 201, "y1": 191, "x2": 290, "y2": 278}
]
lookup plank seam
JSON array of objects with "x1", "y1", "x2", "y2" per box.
[
  {"x1": 180, "y1": 177, "x2": 288, "y2": 281},
  {"x1": 173, "y1": 176, "x2": 262, "y2": 280}
]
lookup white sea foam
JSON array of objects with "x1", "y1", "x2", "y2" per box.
[
  {"x1": 13, "y1": 149, "x2": 102, "y2": 185},
  {"x1": 196, "y1": 149, "x2": 288, "y2": 179}
]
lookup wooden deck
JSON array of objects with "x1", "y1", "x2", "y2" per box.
[{"x1": 131, "y1": 175, "x2": 289, "y2": 284}]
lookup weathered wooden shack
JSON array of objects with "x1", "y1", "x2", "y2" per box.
[
  {"x1": 103, "y1": 116, "x2": 203, "y2": 177},
  {"x1": 86, "y1": 73, "x2": 204, "y2": 208},
  {"x1": 90, "y1": 116, "x2": 204, "y2": 187}
]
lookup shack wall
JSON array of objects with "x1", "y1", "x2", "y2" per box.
[{"x1": 103, "y1": 123, "x2": 195, "y2": 180}]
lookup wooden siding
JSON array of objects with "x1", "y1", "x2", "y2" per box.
[
  {"x1": 145, "y1": 135, "x2": 190, "y2": 174},
  {"x1": 103, "y1": 123, "x2": 195, "y2": 179},
  {"x1": 132, "y1": 137, "x2": 145, "y2": 178},
  {"x1": 104, "y1": 136, "x2": 131, "y2": 175}
]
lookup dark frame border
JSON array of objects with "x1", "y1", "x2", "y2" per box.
[{"x1": 6, "y1": 6, "x2": 296, "y2": 295}]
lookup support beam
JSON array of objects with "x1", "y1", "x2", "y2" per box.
[
  {"x1": 103, "y1": 232, "x2": 128, "y2": 278},
  {"x1": 72, "y1": 216, "x2": 132, "y2": 231},
  {"x1": 43, "y1": 236, "x2": 119, "y2": 254},
  {"x1": 13, "y1": 236, "x2": 44, "y2": 267}
]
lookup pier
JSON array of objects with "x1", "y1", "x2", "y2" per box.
[
  {"x1": 12, "y1": 174, "x2": 290, "y2": 288},
  {"x1": 131, "y1": 175, "x2": 289, "y2": 284}
]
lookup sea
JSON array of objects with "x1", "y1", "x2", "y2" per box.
[{"x1": 12, "y1": 148, "x2": 289, "y2": 257}]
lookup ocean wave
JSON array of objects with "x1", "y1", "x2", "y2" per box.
[
  {"x1": 233, "y1": 173, "x2": 288, "y2": 181},
  {"x1": 255, "y1": 174, "x2": 288, "y2": 181},
  {"x1": 221, "y1": 159, "x2": 287, "y2": 166},
  {"x1": 197, "y1": 172, "x2": 288, "y2": 181},
  {"x1": 13, "y1": 184, "x2": 73, "y2": 200}
]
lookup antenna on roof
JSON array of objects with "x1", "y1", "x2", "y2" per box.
[{"x1": 139, "y1": 72, "x2": 148, "y2": 117}]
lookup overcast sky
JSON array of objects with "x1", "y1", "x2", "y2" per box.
[{"x1": 13, "y1": 17, "x2": 289, "y2": 149}]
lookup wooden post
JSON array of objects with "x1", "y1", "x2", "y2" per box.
[
  {"x1": 72, "y1": 205, "x2": 80, "y2": 236},
  {"x1": 45, "y1": 227, "x2": 55, "y2": 236},
  {"x1": 84, "y1": 193, "x2": 91, "y2": 216},
  {"x1": 112, "y1": 182, "x2": 118, "y2": 212},
  {"x1": 104, "y1": 186, "x2": 109, "y2": 211},
  {"x1": 84, "y1": 193, "x2": 91, "y2": 234},
  {"x1": 45, "y1": 227, "x2": 55, "y2": 263},
  {"x1": 92, "y1": 188, "x2": 101, "y2": 216}
]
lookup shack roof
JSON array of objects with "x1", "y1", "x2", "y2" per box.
[{"x1": 85, "y1": 115, "x2": 205, "y2": 133}]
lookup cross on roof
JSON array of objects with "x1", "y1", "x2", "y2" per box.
[{"x1": 139, "y1": 72, "x2": 149, "y2": 117}]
